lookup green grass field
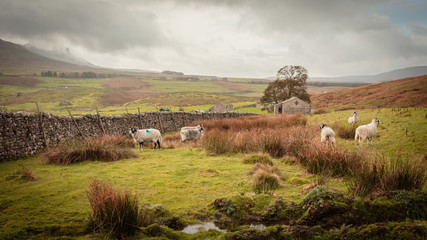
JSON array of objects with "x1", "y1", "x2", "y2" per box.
[
  {"x1": 0, "y1": 148, "x2": 346, "y2": 239},
  {"x1": 309, "y1": 108, "x2": 427, "y2": 159},
  {"x1": 1, "y1": 107, "x2": 425, "y2": 239}
]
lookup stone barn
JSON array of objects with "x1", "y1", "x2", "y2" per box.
[
  {"x1": 209, "y1": 103, "x2": 234, "y2": 113},
  {"x1": 274, "y1": 97, "x2": 311, "y2": 115}
]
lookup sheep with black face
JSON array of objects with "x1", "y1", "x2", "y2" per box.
[
  {"x1": 348, "y1": 112, "x2": 359, "y2": 125},
  {"x1": 180, "y1": 124, "x2": 204, "y2": 142},
  {"x1": 320, "y1": 123, "x2": 336, "y2": 145},
  {"x1": 129, "y1": 127, "x2": 162, "y2": 151}
]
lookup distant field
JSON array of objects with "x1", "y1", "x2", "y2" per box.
[{"x1": 0, "y1": 70, "x2": 358, "y2": 115}]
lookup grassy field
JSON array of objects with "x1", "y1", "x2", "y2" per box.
[
  {"x1": 0, "y1": 71, "x2": 353, "y2": 115},
  {"x1": 309, "y1": 108, "x2": 427, "y2": 159},
  {"x1": 0, "y1": 148, "x2": 346, "y2": 239},
  {"x1": 1, "y1": 108, "x2": 425, "y2": 239}
]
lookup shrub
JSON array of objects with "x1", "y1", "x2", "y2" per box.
[
  {"x1": 87, "y1": 179, "x2": 141, "y2": 239},
  {"x1": 251, "y1": 163, "x2": 282, "y2": 195},
  {"x1": 42, "y1": 135, "x2": 137, "y2": 165}
]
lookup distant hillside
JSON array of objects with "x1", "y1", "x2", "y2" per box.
[
  {"x1": 23, "y1": 44, "x2": 100, "y2": 68},
  {"x1": 311, "y1": 75, "x2": 427, "y2": 109},
  {"x1": 0, "y1": 39, "x2": 88, "y2": 70},
  {"x1": 309, "y1": 66, "x2": 427, "y2": 84}
]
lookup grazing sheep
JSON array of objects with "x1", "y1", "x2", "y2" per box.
[
  {"x1": 129, "y1": 127, "x2": 162, "y2": 151},
  {"x1": 355, "y1": 118, "x2": 380, "y2": 148},
  {"x1": 348, "y1": 112, "x2": 359, "y2": 125},
  {"x1": 320, "y1": 124, "x2": 336, "y2": 145},
  {"x1": 180, "y1": 124, "x2": 204, "y2": 142}
]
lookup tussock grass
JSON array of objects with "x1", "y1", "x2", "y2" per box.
[
  {"x1": 201, "y1": 113, "x2": 306, "y2": 132},
  {"x1": 201, "y1": 114, "x2": 309, "y2": 157},
  {"x1": 87, "y1": 178, "x2": 141, "y2": 239},
  {"x1": 331, "y1": 121, "x2": 358, "y2": 139},
  {"x1": 296, "y1": 142, "x2": 366, "y2": 177},
  {"x1": 348, "y1": 155, "x2": 427, "y2": 197},
  {"x1": 42, "y1": 135, "x2": 137, "y2": 165},
  {"x1": 251, "y1": 163, "x2": 282, "y2": 195}
]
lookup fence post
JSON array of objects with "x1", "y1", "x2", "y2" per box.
[
  {"x1": 36, "y1": 102, "x2": 48, "y2": 149},
  {"x1": 96, "y1": 107, "x2": 106, "y2": 135},
  {"x1": 157, "y1": 112, "x2": 164, "y2": 133},
  {"x1": 67, "y1": 108, "x2": 84, "y2": 137}
]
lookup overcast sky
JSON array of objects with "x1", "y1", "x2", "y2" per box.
[{"x1": 1, "y1": 0, "x2": 426, "y2": 78}]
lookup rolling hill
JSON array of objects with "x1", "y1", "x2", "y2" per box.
[
  {"x1": 0, "y1": 39, "x2": 89, "y2": 70},
  {"x1": 311, "y1": 75, "x2": 427, "y2": 110},
  {"x1": 309, "y1": 66, "x2": 427, "y2": 83},
  {"x1": 23, "y1": 44, "x2": 100, "y2": 69}
]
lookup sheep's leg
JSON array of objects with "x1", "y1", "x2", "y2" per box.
[
  {"x1": 355, "y1": 134, "x2": 359, "y2": 147},
  {"x1": 157, "y1": 140, "x2": 161, "y2": 150},
  {"x1": 139, "y1": 142, "x2": 144, "y2": 151}
]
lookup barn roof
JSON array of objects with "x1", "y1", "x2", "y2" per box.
[{"x1": 275, "y1": 96, "x2": 308, "y2": 105}]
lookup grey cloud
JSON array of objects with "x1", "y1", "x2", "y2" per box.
[{"x1": 0, "y1": 0, "x2": 167, "y2": 52}]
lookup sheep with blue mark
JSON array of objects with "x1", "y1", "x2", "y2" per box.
[
  {"x1": 355, "y1": 118, "x2": 380, "y2": 148},
  {"x1": 129, "y1": 127, "x2": 162, "y2": 151},
  {"x1": 320, "y1": 123, "x2": 336, "y2": 145}
]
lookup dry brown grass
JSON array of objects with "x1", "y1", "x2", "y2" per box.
[
  {"x1": 87, "y1": 178, "x2": 142, "y2": 239},
  {"x1": 101, "y1": 78, "x2": 152, "y2": 90},
  {"x1": 0, "y1": 77, "x2": 44, "y2": 86},
  {"x1": 251, "y1": 163, "x2": 282, "y2": 195},
  {"x1": 311, "y1": 75, "x2": 427, "y2": 109},
  {"x1": 42, "y1": 135, "x2": 137, "y2": 165},
  {"x1": 98, "y1": 90, "x2": 159, "y2": 106},
  {"x1": 161, "y1": 132, "x2": 202, "y2": 149}
]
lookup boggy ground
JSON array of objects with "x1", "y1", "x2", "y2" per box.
[{"x1": 142, "y1": 189, "x2": 426, "y2": 240}]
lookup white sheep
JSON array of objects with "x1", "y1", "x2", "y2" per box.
[
  {"x1": 348, "y1": 111, "x2": 359, "y2": 125},
  {"x1": 180, "y1": 124, "x2": 204, "y2": 142},
  {"x1": 129, "y1": 127, "x2": 162, "y2": 151},
  {"x1": 354, "y1": 118, "x2": 380, "y2": 148},
  {"x1": 320, "y1": 124, "x2": 336, "y2": 145}
]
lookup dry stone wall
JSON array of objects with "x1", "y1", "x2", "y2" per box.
[{"x1": 0, "y1": 111, "x2": 254, "y2": 161}]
